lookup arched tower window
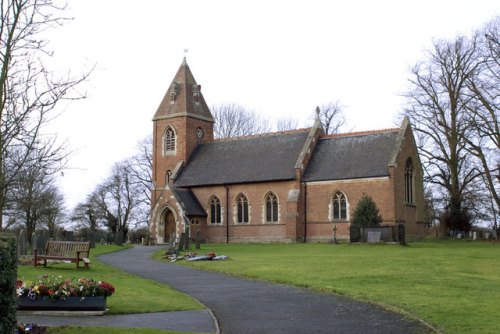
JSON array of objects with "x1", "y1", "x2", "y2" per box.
[
  {"x1": 236, "y1": 193, "x2": 249, "y2": 224},
  {"x1": 265, "y1": 192, "x2": 279, "y2": 223},
  {"x1": 210, "y1": 196, "x2": 222, "y2": 224},
  {"x1": 405, "y1": 158, "x2": 414, "y2": 204},
  {"x1": 164, "y1": 126, "x2": 176, "y2": 154},
  {"x1": 332, "y1": 191, "x2": 348, "y2": 220}
]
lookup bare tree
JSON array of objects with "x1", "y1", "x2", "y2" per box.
[
  {"x1": 403, "y1": 35, "x2": 482, "y2": 232},
  {"x1": 212, "y1": 103, "x2": 271, "y2": 138},
  {"x1": 316, "y1": 101, "x2": 345, "y2": 135},
  {"x1": 0, "y1": 0, "x2": 91, "y2": 230},
  {"x1": 7, "y1": 140, "x2": 66, "y2": 245},
  {"x1": 39, "y1": 187, "x2": 65, "y2": 239},
  {"x1": 462, "y1": 18, "x2": 500, "y2": 230},
  {"x1": 276, "y1": 117, "x2": 300, "y2": 131},
  {"x1": 129, "y1": 135, "x2": 153, "y2": 226}
]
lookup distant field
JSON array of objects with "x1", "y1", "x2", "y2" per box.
[{"x1": 162, "y1": 240, "x2": 500, "y2": 334}]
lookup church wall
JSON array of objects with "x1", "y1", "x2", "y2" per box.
[
  {"x1": 153, "y1": 116, "x2": 213, "y2": 190},
  {"x1": 392, "y1": 127, "x2": 426, "y2": 238},
  {"x1": 305, "y1": 177, "x2": 395, "y2": 241},
  {"x1": 190, "y1": 180, "x2": 301, "y2": 243}
]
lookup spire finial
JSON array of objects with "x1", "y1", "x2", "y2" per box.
[
  {"x1": 315, "y1": 106, "x2": 320, "y2": 119},
  {"x1": 183, "y1": 49, "x2": 189, "y2": 65}
]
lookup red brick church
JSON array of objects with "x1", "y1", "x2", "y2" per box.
[{"x1": 149, "y1": 59, "x2": 426, "y2": 243}]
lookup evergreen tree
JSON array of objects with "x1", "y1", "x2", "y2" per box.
[{"x1": 351, "y1": 194, "x2": 383, "y2": 227}]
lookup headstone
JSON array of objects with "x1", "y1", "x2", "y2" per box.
[
  {"x1": 195, "y1": 231, "x2": 201, "y2": 250},
  {"x1": 398, "y1": 224, "x2": 407, "y2": 246},
  {"x1": 349, "y1": 226, "x2": 361, "y2": 243},
  {"x1": 169, "y1": 234, "x2": 176, "y2": 245},
  {"x1": 177, "y1": 233, "x2": 185, "y2": 252},
  {"x1": 367, "y1": 231, "x2": 381, "y2": 243},
  {"x1": 30, "y1": 232, "x2": 37, "y2": 255},
  {"x1": 184, "y1": 232, "x2": 190, "y2": 250},
  {"x1": 88, "y1": 231, "x2": 96, "y2": 248},
  {"x1": 18, "y1": 229, "x2": 27, "y2": 256},
  {"x1": 38, "y1": 231, "x2": 50, "y2": 251},
  {"x1": 116, "y1": 230, "x2": 124, "y2": 246}
]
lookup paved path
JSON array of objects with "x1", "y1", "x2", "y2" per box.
[{"x1": 96, "y1": 246, "x2": 432, "y2": 334}]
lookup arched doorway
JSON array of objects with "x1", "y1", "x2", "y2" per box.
[{"x1": 164, "y1": 210, "x2": 176, "y2": 244}]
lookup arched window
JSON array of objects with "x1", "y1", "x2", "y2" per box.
[
  {"x1": 164, "y1": 126, "x2": 176, "y2": 154},
  {"x1": 332, "y1": 192, "x2": 348, "y2": 220},
  {"x1": 265, "y1": 192, "x2": 278, "y2": 223},
  {"x1": 236, "y1": 194, "x2": 249, "y2": 224},
  {"x1": 210, "y1": 196, "x2": 222, "y2": 224},
  {"x1": 405, "y1": 158, "x2": 414, "y2": 204}
]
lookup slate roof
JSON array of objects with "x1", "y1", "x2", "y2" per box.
[
  {"x1": 174, "y1": 130, "x2": 310, "y2": 187},
  {"x1": 173, "y1": 188, "x2": 207, "y2": 217},
  {"x1": 303, "y1": 130, "x2": 399, "y2": 182}
]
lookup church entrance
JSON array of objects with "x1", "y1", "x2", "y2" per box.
[{"x1": 164, "y1": 210, "x2": 176, "y2": 244}]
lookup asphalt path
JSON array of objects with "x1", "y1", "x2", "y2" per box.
[{"x1": 97, "y1": 245, "x2": 433, "y2": 334}]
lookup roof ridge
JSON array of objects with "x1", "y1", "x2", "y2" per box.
[
  {"x1": 321, "y1": 128, "x2": 399, "y2": 139},
  {"x1": 213, "y1": 128, "x2": 310, "y2": 142}
]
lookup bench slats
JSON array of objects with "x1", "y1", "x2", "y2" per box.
[{"x1": 35, "y1": 241, "x2": 91, "y2": 269}]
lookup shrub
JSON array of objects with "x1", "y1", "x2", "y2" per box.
[
  {"x1": 351, "y1": 194, "x2": 383, "y2": 227},
  {"x1": 0, "y1": 233, "x2": 18, "y2": 334}
]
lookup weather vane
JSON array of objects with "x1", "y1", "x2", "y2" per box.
[{"x1": 184, "y1": 48, "x2": 189, "y2": 59}]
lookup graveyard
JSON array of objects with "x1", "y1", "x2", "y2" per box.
[
  {"x1": 158, "y1": 240, "x2": 500, "y2": 334},
  {"x1": 11, "y1": 231, "x2": 500, "y2": 333}
]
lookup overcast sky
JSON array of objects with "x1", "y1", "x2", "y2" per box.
[{"x1": 44, "y1": 0, "x2": 499, "y2": 211}]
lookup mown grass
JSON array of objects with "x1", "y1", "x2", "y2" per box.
[
  {"x1": 159, "y1": 241, "x2": 500, "y2": 334},
  {"x1": 17, "y1": 245, "x2": 203, "y2": 315}
]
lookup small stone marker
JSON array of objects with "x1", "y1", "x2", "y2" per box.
[
  {"x1": 184, "y1": 233, "x2": 190, "y2": 250},
  {"x1": 18, "y1": 229, "x2": 27, "y2": 256},
  {"x1": 398, "y1": 224, "x2": 407, "y2": 246},
  {"x1": 195, "y1": 231, "x2": 201, "y2": 250},
  {"x1": 177, "y1": 233, "x2": 185, "y2": 252},
  {"x1": 31, "y1": 232, "x2": 37, "y2": 255},
  {"x1": 367, "y1": 231, "x2": 381, "y2": 243}
]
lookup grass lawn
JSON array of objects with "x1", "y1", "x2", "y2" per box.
[
  {"x1": 158, "y1": 240, "x2": 500, "y2": 334},
  {"x1": 17, "y1": 245, "x2": 204, "y2": 334}
]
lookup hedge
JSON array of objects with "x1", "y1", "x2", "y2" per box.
[{"x1": 0, "y1": 233, "x2": 17, "y2": 334}]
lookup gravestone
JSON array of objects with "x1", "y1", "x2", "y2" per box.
[
  {"x1": 177, "y1": 233, "x2": 185, "y2": 252},
  {"x1": 398, "y1": 224, "x2": 407, "y2": 246},
  {"x1": 367, "y1": 231, "x2": 381, "y2": 243},
  {"x1": 350, "y1": 226, "x2": 361, "y2": 243},
  {"x1": 195, "y1": 231, "x2": 201, "y2": 250},
  {"x1": 37, "y1": 231, "x2": 50, "y2": 252},
  {"x1": 184, "y1": 232, "x2": 190, "y2": 250},
  {"x1": 169, "y1": 234, "x2": 176, "y2": 245},
  {"x1": 17, "y1": 229, "x2": 27, "y2": 256},
  {"x1": 30, "y1": 232, "x2": 37, "y2": 255}
]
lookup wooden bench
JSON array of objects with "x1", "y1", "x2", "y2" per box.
[{"x1": 34, "y1": 241, "x2": 91, "y2": 269}]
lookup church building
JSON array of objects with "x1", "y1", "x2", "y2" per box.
[{"x1": 149, "y1": 59, "x2": 426, "y2": 243}]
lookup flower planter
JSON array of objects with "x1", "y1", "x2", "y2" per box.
[{"x1": 17, "y1": 296, "x2": 106, "y2": 311}]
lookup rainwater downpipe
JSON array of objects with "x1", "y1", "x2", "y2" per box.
[
  {"x1": 225, "y1": 185, "x2": 229, "y2": 243},
  {"x1": 303, "y1": 181, "x2": 307, "y2": 243}
]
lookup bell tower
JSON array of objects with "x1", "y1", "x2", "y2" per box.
[{"x1": 152, "y1": 58, "x2": 214, "y2": 192}]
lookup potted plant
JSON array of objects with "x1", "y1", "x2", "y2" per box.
[{"x1": 16, "y1": 275, "x2": 115, "y2": 312}]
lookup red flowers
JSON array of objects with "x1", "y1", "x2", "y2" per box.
[{"x1": 17, "y1": 276, "x2": 116, "y2": 300}]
